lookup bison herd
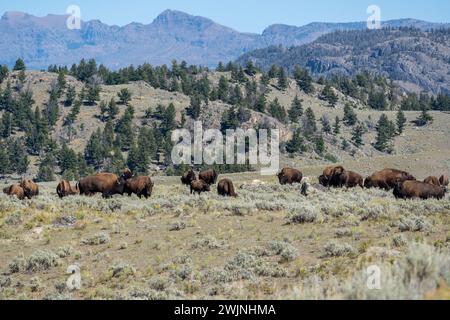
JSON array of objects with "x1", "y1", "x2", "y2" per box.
[
  {"x1": 2, "y1": 166, "x2": 449, "y2": 201},
  {"x1": 278, "y1": 166, "x2": 448, "y2": 200}
]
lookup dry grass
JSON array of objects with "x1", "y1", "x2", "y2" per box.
[{"x1": 0, "y1": 177, "x2": 449, "y2": 300}]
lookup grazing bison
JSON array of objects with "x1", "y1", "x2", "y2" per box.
[
  {"x1": 20, "y1": 179, "x2": 39, "y2": 199},
  {"x1": 56, "y1": 180, "x2": 79, "y2": 198},
  {"x1": 181, "y1": 169, "x2": 197, "y2": 186},
  {"x1": 423, "y1": 176, "x2": 440, "y2": 186},
  {"x1": 217, "y1": 179, "x2": 237, "y2": 197},
  {"x1": 394, "y1": 180, "x2": 446, "y2": 200},
  {"x1": 199, "y1": 169, "x2": 218, "y2": 185},
  {"x1": 190, "y1": 180, "x2": 211, "y2": 195},
  {"x1": 364, "y1": 168, "x2": 415, "y2": 190},
  {"x1": 124, "y1": 176, "x2": 154, "y2": 199},
  {"x1": 3, "y1": 185, "x2": 25, "y2": 200},
  {"x1": 320, "y1": 166, "x2": 345, "y2": 187},
  {"x1": 336, "y1": 171, "x2": 364, "y2": 188},
  {"x1": 78, "y1": 172, "x2": 129, "y2": 198},
  {"x1": 277, "y1": 168, "x2": 303, "y2": 185},
  {"x1": 440, "y1": 174, "x2": 449, "y2": 187}
]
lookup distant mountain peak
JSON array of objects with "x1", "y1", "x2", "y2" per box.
[{"x1": 153, "y1": 9, "x2": 213, "y2": 26}]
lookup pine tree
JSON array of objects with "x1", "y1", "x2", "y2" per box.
[
  {"x1": 277, "y1": 68, "x2": 288, "y2": 91},
  {"x1": 320, "y1": 84, "x2": 338, "y2": 107},
  {"x1": 0, "y1": 141, "x2": 10, "y2": 175},
  {"x1": 245, "y1": 61, "x2": 258, "y2": 76},
  {"x1": 368, "y1": 91, "x2": 387, "y2": 110},
  {"x1": 294, "y1": 66, "x2": 314, "y2": 94},
  {"x1": 114, "y1": 105, "x2": 135, "y2": 151},
  {"x1": 268, "y1": 65, "x2": 278, "y2": 79},
  {"x1": 85, "y1": 128, "x2": 105, "y2": 168},
  {"x1": 254, "y1": 94, "x2": 266, "y2": 113},
  {"x1": 351, "y1": 122, "x2": 366, "y2": 147},
  {"x1": 286, "y1": 128, "x2": 305, "y2": 154},
  {"x1": 8, "y1": 138, "x2": 29, "y2": 175},
  {"x1": 65, "y1": 85, "x2": 76, "y2": 107},
  {"x1": 333, "y1": 116, "x2": 341, "y2": 135},
  {"x1": 216, "y1": 62, "x2": 225, "y2": 72},
  {"x1": 36, "y1": 150, "x2": 57, "y2": 182},
  {"x1": 118, "y1": 88, "x2": 132, "y2": 105},
  {"x1": 374, "y1": 114, "x2": 396, "y2": 152},
  {"x1": 268, "y1": 98, "x2": 287, "y2": 123},
  {"x1": 396, "y1": 110, "x2": 407, "y2": 134},
  {"x1": 186, "y1": 95, "x2": 201, "y2": 120},
  {"x1": 415, "y1": 105, "x2": 434, "y2": 127},
  {"x1": 161, "y1": 103, "x2": 177, "y2": 135},
  {"x1": 303, "y1": 107, "x2": 317, "y2": 137},
  {"x1": 343, "y1": 103, "x2": 358, "y2": 126},
  {"x1": 26, "y1": 107, "x2": 49, "y2": 155},
  {"x1": 107, "y1": 98, "x2": 119, "y2": 120},
  {"x1": 13, "y1": 58, "x2": 26, "y2": 71},
  {"x1": 321, "y1": 116, "x2": 332, "y2": 134},
  {"x1": 0, "y1": 65, "x2": 8, "y2": 84},
  {"x1": 314, "y1": 134, "x2": 325, "y2": 155},
  {"x1": 288, "y1": 95, "x2": 303, "y2": 123},
  {"x1": 341, "y1": 138, "x2": 350, "y2": 151},
  {"x1": 58, "y1": 143, "x2": 78, "y2": 177},
  {"x1": 0, "y1": 112, "x2": 12, "y2": 138},
  {"x1": 64, "y1": 99, "x2": 81, "y2": 126}
]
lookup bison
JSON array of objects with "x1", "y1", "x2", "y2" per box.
[
  {"x1": 20, "y1": 179, "x2": 39, "y2": 199},
  {"x1": 277, "y1": 168, "x2": 303, "y2": 185},
  {"x1": 199, "y1": 169, "x2": 218, "y2": 185},
  {"x1": 394, "y1": 180, "x2": 446, "y2": 200},
  {"x1": 56, "y1": 180, "x2": 79, "y2": 198},
  {"x1": 190, "y1": 179, "x2": 211, "y2": 195},
  {"x1": 217, "y1": 179, "x2": 237, "y2": 197},
  {"x1": 181, "y1": 169, "x2": 197, "y2": 186},
  {"x1": 3, "y1": 185, "x2": 25, "y2": 200},
  {"x1": 439, "y1": 174, "x2": 449, "y2": 187},
  {"x1": 320, "y1": 166, "x2": 345, "y2": 187},
  {"x1": 78, "y1": 172, "x2": 129, "y2": 198},
  {"x1": 423, "y1": 176, "x2": 440, "y2": 186},
  {"x1": 335, "y1": 170, "x2": 364, "y2": 188},
  {"x1": 364, "y1": 168, "x2": 415, "y2": 190},
  {"x1": 124, "y1": 176, "x2": 154, "y2": 199}
]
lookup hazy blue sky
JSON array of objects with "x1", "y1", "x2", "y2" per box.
[{"x1": 1, "y1": 0, "x2": 449, "y2": 33}]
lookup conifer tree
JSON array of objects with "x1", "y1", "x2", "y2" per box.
[
  {"x1": 343, "y1": 103, "x2": 358, "y2": 126},
  {"x1": 374, "y1": 114, "x2": 396, "y2": 152},
  {"x1": 286, "y1": 128, "x2": 306, "y2": 154},
  {"x1": 268, "y1": 98, "x2": 287, "y2": 123},
  {"x1": 186, "y1": 95, "x2": 202, "y2": 120},
  {"x1": 288, "y1": 95, "x2": 303, "y2": 123},
  {"x1": 277, "y1": 67, "x2": 288, "y2": 91},
  {"x1": 351, "y1": 122, "x2": 366, "y2": 147},
  {"x1": 13, "y1": 58, "x2": 26, "y2": 71},
  {"x1": 396, "y1": 110, "x2": 407, "y2": 134},
  {"x1": 333, "y1": 116, "x2": 341, "y2": 135},
  {"x1": 118, "y1": 88, "x2": 132, "y2": 105}
]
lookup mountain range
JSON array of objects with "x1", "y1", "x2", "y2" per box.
[
  {"x1": 238, "y1": 28, "x2": 450, "y2": 94},
  {"x1": 0, "y1": 9, "x2": 449, "y2": 70}
]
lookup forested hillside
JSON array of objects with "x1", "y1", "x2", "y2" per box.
[{"x1": 0, "y1": 58, "x2": 449, "y2": 181}]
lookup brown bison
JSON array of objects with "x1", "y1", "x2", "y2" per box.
[
  {"x1": 423, "y1": 176, "x2": 440, "y2": 186},
  {"x1": 394, "y1": 180, "x2": 446, "y2": 200},
  {"x1": 364, "y1": 168, "x2": 415, "y2": 190},
  {"x1": 20, "y1": 179, "x2": 39, "y2": 199},
  {"x1": 124, "y1": 176, "x2": 154, "y2": 199},
  {"x1": 277, "y1": 168, "x2": 303, "y2": 185},
  {"x1": 336, "y1": 171, "x2": 364, "y2": 188},
  {"x1": 78, "y1": 172, "x2": 130, "y2": 198},
  {"x1": 181, "y1": 169, "x2": 197, "y2": 186},
  {"x1": 3, "y1": 185, "x2": 25, "y2": 200},
  {"x1": 56, "y1": 180, "x2": 79, "y2": 198},
  {"x1": 439, "y1": 174, "x2": 449, "y2": 187},
  {"x1": 320, "y1": 166, "x2": 345, "y2": 187},
  {"x1": 217, "y1": 179, "x2": 237, "y2": 197},
  {"x1": 190, "y1": 179, "x2": 211, "y2": 195},
  {"x1": 199, "y1": 169, "x2": 218, "y2": 185}
]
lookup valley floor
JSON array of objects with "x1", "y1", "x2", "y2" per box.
[{"x1": 0, "y1": 174, "x2": 449, "y2": 300}]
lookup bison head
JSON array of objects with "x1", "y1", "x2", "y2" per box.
[{"x1": 319, "y1": 175, "x2": 329, "y2": 187}]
